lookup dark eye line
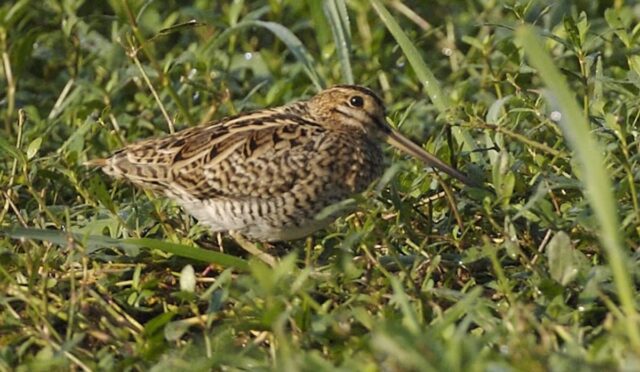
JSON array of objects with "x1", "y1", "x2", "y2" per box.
[
  {"x1": 364, "y1": 111, "x2": 391, "y2": 133},
  {"x1": 331, "y1": 107, "x2": 390, "y2": 133}
]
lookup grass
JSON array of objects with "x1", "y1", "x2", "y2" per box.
[{"x1": 1, "y1": 0, "x2": 640, "y2": 370}]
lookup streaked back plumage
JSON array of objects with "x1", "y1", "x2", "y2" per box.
[
  {"x1": 91, "y1": 85, "x2": 473, "y2": 241},
  {"x1": 94, "y1": 86, "x2": 388, "y2": 240}
]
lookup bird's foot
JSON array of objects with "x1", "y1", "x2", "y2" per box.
[{"x1": 229, "y1": 231, "x2": 277, "y2": 267}]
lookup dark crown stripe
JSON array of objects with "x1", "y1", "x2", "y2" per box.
[{"x1": 333, "y1": 85, "x2": 385, "y2": 108}]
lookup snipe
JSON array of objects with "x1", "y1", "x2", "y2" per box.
[{"x1": 88, "y1": 85, "x2": 475, "y2": 241}]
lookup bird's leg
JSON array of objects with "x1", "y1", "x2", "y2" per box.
[
  {"x1": 304, "y1": 236, "x2": 315, "y2": 266},
  {"x1": 216, "y1": 232, "x2": 224, "y2": 252},
  {"x1": 198, "y1": 233, "x2": 226, "y2": 276},
  {"x1": 229, "y1": 231, "x2": 277, "y2": 267}
]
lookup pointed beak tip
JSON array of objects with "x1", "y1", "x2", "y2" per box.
[{"x1": 384, "y1": 131, "x2": 485, "y2": 188}]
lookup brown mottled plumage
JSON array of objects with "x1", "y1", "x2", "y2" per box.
[{"x1": 88, "y1": 85, "x2": 474, "y2": 241}]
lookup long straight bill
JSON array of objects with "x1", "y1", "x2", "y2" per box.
[{"x1": 385, "y1": 130, "x2": 478, "y2": 187}]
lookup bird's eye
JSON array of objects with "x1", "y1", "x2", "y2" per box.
[{"x1": 349, "y1": 96, "x2": 364, "y2": 107}]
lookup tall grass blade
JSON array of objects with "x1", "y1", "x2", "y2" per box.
[
  {"x1": 0, "y1": 227, "x2": 249, "y2": 271},
  {"x1": 516, "y1": 25, "x2": 640, "y2": 351},
  {"x1": 370, "y1": 0, "x2": 478, "y2": 159},
  {"x1": 371, "y1": 0, "x2": 446, "y2": 112},
  {"x1": 210, "y1": 20, "x2": 325, "y2": 91},
  {"x1": 323, "y1": 0, "x2": 353, "y2": 84}
]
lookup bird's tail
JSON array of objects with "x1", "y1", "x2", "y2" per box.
[
  {"x1": 84, "y1": 157, "x2": 122, "y2": 178},
  {"x1": 85, "y1": 152, "x2": 170, "y2": 194},
  {"x1": 84, "y1": 158, "x2": 109, "y2": 167}
]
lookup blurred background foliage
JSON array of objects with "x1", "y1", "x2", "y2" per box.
[{"x1": 1, "y1": 0, "x2": 640, "y2": 370}]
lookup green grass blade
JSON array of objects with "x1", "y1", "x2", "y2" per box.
[
  {"x1": 124, "y1": 238, "x2": 249, "y2": 270},
  {"x1": 516, "y1": 25, "x2": 640, "y2": 351},
  {"x1": 0, "y1": 227, "x2": 249, "y2": 271},
  {"x1": 370, "y1": 0, "x2": 446, "y2": 111},
  {"x1": 210, "y1": 20, "x2": 325, "y2": 91},
  {"x1": 370, "y1": 0, "x2": 478, "y2": 159},
  {"x1": 390, "y1": 277, "x2": 420, "y2": 333},
  {"x1": 323, "y1": 0, "x2": 353, "y2": 84},
  {"x1": 0, "y1": 226, "x2": 138, "y2": 252}
]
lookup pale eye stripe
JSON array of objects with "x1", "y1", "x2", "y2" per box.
[
  {"x1": 332, "y1": 107, "x2": 386, "y2": 131},
  {"x1": 331, "y1": 107, "x2": 361, "y2": 122}
]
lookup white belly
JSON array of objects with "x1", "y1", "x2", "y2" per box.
[{"x1": 178, "y1": 198, "x2": 333, "y2": 241}]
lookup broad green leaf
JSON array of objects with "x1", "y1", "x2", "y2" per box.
[
  {"x1": 604, "y1": 8, "x2": 630, "y2": 48},
  {"x1": 26, "y1": 137, "x2": 42, "y2": 160},
  {"x1": 547, "y1": 231, "x2": 578, "y2": 286}
]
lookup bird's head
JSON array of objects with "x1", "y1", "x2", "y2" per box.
[
  {"x1": 308, "y1": 85, "x2": 389, "y2": 137},
  {"x1": 308, "y1": 85, "x2": 477, "y2": 187}
]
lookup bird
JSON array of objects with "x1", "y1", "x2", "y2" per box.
[{"x1": 87, "y1": 85, "x2": 475, "y2": 242}]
